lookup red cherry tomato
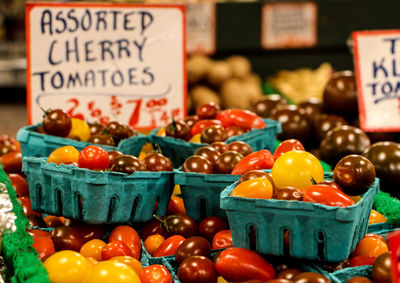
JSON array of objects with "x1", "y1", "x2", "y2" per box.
[
  {"x1": 349, "y1": 256, "x2": 377, "y2": 267},
  {"x1": 101, "y1": 240, "x2": 134, "y2": 260},
  {"x1": 1, "y1": 151, "x2": 22, "y2": 173},
  {"x1": 216, "y1": 109, "x2": 266, "y2": 130},
  {"x1": 191, "y1": 120, "x2": 222, "y2": 136},
  {"x1": 303, "y1": 185, "x2": 355, "y2": 207},
  {"x1": 212, "y1": 230, "x2": 233, "y2": 249},
  {"x1": 140, "y1": 264, "x2": 173, "y2": 283},
  {"x1": 78, "y1": 145, "x2": 109, "y2": 170},
  {"x1": 152, "y1": 235, "x2": 185, "y2": 257},
  {"x1": 18, "y1": 196, "x2": 40, "y2": 216},
  {"x1": 28, "y1": 229, "x2": 51, "y2": 238},
  {"x1": 8, "y1": 173, "x2": 29, "y2": 197},
  {"x1": 272, "y1": 139, "x2": 305, "y2": 161},
  {"x1": 167, "y1": 195, "x2": 186, "y2": 215},
  {"x1": 108, "y1": 226, "x2": 141, "y2": 260},
  {"x1": 231, "y1": 150, "x2": 274, "y2": 175},
  {"x1": 32, "y1": 235, "x2": 56, "y2": 261}
]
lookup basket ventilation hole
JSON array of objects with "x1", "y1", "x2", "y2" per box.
[
  {"x1": 199, "y1": 198, "x2": 207, "y2": 220},
  {"x1": 107, "y1": 197, "x2": 118, "y2": 222},
  {"x1": 75, "y1": 193, "x2": 83, "y2": 220},
  {"x1": 130, "y1": 197, "x2": 140, "y2": 220},
  {"x1": 317, "y1": 231, "x2": 325, "y2": 261},
  {"x1": 154, "y1": 196, "x2": 161, "y2": 215},
  {"x1": 36, "y1": 184, "x2": 42, "y2": 210},
  {"x1": 283, "y1": 228, "x2": 290, "y2": 256},
  {"x1": 248, "y1": 225, "x2": 257, "y2": 250},
  {"x1": 55, "y1": 189, "x2": 63, "y2": 216}
]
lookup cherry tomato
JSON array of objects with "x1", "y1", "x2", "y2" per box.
[
  {"x1": 349, "y1": 256, "x2": 377, "y2": 267},
  {"x1": 43, "y1": 215, "x2": 63, "y2": 228},
  {"x1": 347, "y1": 277, "x2": 373, "y2": 283},
  {"x1": 369, "y1": 209, "x2": 387, "y2": 225},
  {"x1": 352, "y1": 236, "x2": 389, "y2": 258},
  {"x1": 212, "y1": 230, "x2": 232, "y2": 249},
  {"x1": 273, "y1": 139, "x2": 305, "y2": 161},
  {"x1": 303, "y1": 185, "x2": 355, "y2": 207},
  {"x1": 101, "y1": 240, "x2": 134, "y2": 260},
  {"x1": 51, "y1": 226, "x2": 85, "y2": 252},
  {"x1": 153, "y1": 235, "x2": 186, "y2": 257},
  {"x1": 47, "y1": 145, "x2": 79, "y2": 165},
  {"x1": 182, "y1": 155, "x2": 213, "y2": 174},
  {"x1": 78, "y1": 145, "x2": 109, "y2": 170},
  {"x1": 140, "y1": 219, "x2": 168, "y2": 240},
  {"x1": 272, "y1": 151, "x2": 324, "y2": 191},
  {"x1": 168, "y1": 195, "x2": 186, "y2": 215},
  {"x1": 178, "y1": 256, "x2": 217, "y2": 283},
  {"x1": 364, "y1": 233, "x2": 387, "y2": 244},
  {"x1": 8, "y1": 173, "x2": 29, "y2": 197},
  {"x1": 84, "y1": 261, "x2": 140, "y2": 283},
  {"x1": 0, "y1": 151, "x2": 22, "y2": 173},
  {"x1": 18, "y1": 196, "x2": 40, "y2": 216},
  {"x1": 28, "y1": 228, "x2": 51, "y2": 238},
  {"x1": 80, "y1": 239, "x2": 106, "y2": 261},
  {"x1": 68, "y1": 118, "x2": 91, "y2": 142},
  {"x1": 144, "y1": 234, "x2": 165, "y2": 256},
  {"x1": 160, "y1": 214, "x2": 198, "y2": 238},
  {"x1": 199, "y1": 216, "x2": 228, "y2": 242},
  {"x1": 231, "y1": 150, "x2": 274, "y2": 175},
  {"x1": 111, "y1": 256, "x2": 142, "y2": 276},
  {"x1": 32, "y1": 235, "x2": 56, "y2": 261},
  {"x1": 231, "y1": 177, "x2": 273, "y2": 199},
  {"x1": 196, "y1": 102, "x2": 221, "y2": 120},
  {"x1": 216, "y1": 109, "x2": 266, "y2": 130},
  {"x1": 140, "y1": 264, "x2": 173, "y2": 283},
  {"x1": 85, "y1": 257, "x2": 98, "y2": 268},
  {"x1": 42, "y1": 109, "x2": 72, "y2": 137},
  {"x1": 44, "y1": 250, "x2": 88, "y2": 283},
  {"x1": 109, "y1": 226, "x2": 141, "y2": 260},
  {"x1": 175, "y1": 236, "x2": 211, "y2": 264},
  {"x1": 191, "y1": 120, "x2": 222, "y2": 136}
]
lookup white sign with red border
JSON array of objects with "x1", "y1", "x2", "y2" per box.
[
  {"x1": 26, "y1": 2, "x2": 186, "y2": 130},
  {"x1": 186, "y1": 2, "x2": 216, "y2": 55},
  {"x1": 261, "y1": 2, "x2": 317, "y2": 49},
  {"x1": 353, "y1": 30, "x2": 400, "y2": 132}
]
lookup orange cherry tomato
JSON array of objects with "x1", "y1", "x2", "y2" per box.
[
  {"x1": 140, "y1": 264, "x2": 173, "y2": 283},
  {"x1": 32, "y1": 235, "x2": 56, "y2": 261},
  {"x1": 144, "y1": 234, "x2": 165, "y2": 256},
  {"x1": 80, "y1": 239, "x2": 107, "y2": 261},
  {"x1": 47, "y1": 146, "x2": 80, "y2": 165},
  {"x1": 368, "y1": 209, "x2": 387, "y2": 225},
  {"x1": 101, "y1": 240, "x2": 134, "y2": 261},
  {"x1": 18, "y1": 196, "x2": 40, "y2": 217},
  {"x1": 111, "y1": 256, "x2": 142, "y2": 276},
  {"x1": 230, "y1": 177, "x2": 273, "y2": 199},
  {"x1": 364, "y1": 233, "x2": 388, "y2": 245},
  {"x1": 109, "y1": 226, "x2": 141, "y2": 260},
  {"x1": 168, "y1": 195, "x2": 186, "y2": 215},
  {"x1": 86, "y1": 257, "x2": 98, "y2": 268},
  {"x1": 152, "y1": 235, "x2": 185, "y2": 257},
  {"x1": 352, "y1": 236, "x2": 389, "y2": 258},
  {"x1": 8, "y1": 173, "x2": 29, "y2": 197},
  {"x1": 349, "y1": 256, "x2": 377, "y2": 267}
]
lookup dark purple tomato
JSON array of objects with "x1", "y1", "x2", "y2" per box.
[
  {"x1": 184, "y1": 115, "x2": 200, "y2": 130},
  {"x1": 253, "y1": 94, "x2": 288, "y2": 118},
  {"x1": 209, "y1": 142, "x2": 228, "y2": 154},
  {"x1": 193, "y1": 147, "x2": 221, "y2": 164},
  {"x1": 88, "y1": 134, "x2": 116, "y2": 146},
  {"x1": 333, "y1": 155, "x2": 376, "y2": 196},
  {"x1": 163, "y1": 214, "x2": 198, "y2": 238},
  {"x1": 198, "y1": 216, "x2": 228, "y2": 242},
  {"x1": 143, "y1": 152, "x2": 173, "y2": 172},
  {"x1": 201, "y1": 125, "x2": 228, "y2": 144},
  {"x1": 226, "y1": 141, "x2": 253, "y2": 157},
  {"x1": 225, "y1": 126, "x2": 247, "y2": 138},
  {"x1": 125, "y1": 125, "x2": 138, "y2": 137},
  {"x1": 372, "y1": 252, "x2": 391, "y2": 283},
  {"x1": 272, "y1": 105, "x2": 312, "y2": 146},
  {"x1": 314, "y1": 114, "x2": 348, "y2": 143},
  {"x1": 27, "y1": 215, "x2": 46, "y2": 228},
  {"x1": 274, "y1": 187, "x2": 304, "y2": 201},
  {"x1": 111, "y1": 155, "x2": 145, "y2": 174},
  {"x1": 166, "y1": 120, "x2": 191, "y2": 141},
  {"x1": 51, "y1": 226, "x2": 85, "y2": 252},
  {"x1": 175, "y1": 236, "x2": 211, "y2": 264},
  {"x1": 293, "y1": 272, "x2": 331, "y2": 283},
  {"x1": 108, "y1": 150, "x2": 123, "y2": 164},
  {"x1": 104, "y1": 121, "x2": 130, "y2": 141},
  {"x1": 88, "y1": 122, "x2": 105, "y2": 135},
  {"x1": 64, "y1": 220, "x2": 106, "y2": 243},
  {"x1": 362, "y1": 141, "x2": 400, "y2": 197},
  {"x1": 140, "y1": 219, "x2": 168, "y2": 240},
  {"x1": 299, "y1": 98, "x2": 323, "y2": 125},
  {"x1": 196, "y1": 102, "x2": 221, "y2": 120},
  {"x1": 318, "y1": 181, "x2": 342, "y2": 191},
  {"x1": 277, "y1": 268, "x2": 303, "y2": 280},
  {"x1": 214, "y1": 151, "x2": 244, "y2": 174},
  {"x1": 42, "y1": 109, "x2": 72, "y2": 137},
  {"x1": 178, "y1": 256, "x2": 218, "y2": 283},
  {"x1": 182, "y1": 155, "x2": 213, "y2": 174},
  {"x1": 319, "y1": 125, "x2": 371, "y2": 166}
]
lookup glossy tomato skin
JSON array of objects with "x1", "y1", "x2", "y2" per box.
[
  {"x1": 227, "y1": 141, "x2": 253, "y2": 157},
  {"x1": 175, "y1": 236, "x2": 211, "y2": 264},
  {"x1": 191, "y1": 120, "x2": 222, "y2": 136},
  {"x1": 177, "y1": 256, "x2": 217, "y2": 283},
  {"x1": 168, "y1": 195, "x2": 186, "y2": 215},
  {"x1": 293, "y1": 272, "x2": 330, "y2": 283},
  {"x1": 8, "y1": 173, "x2": 29, "y2": 197},
  {"x1": 80, "y1": 239, "x2": 106, "y2": 261},
  {"x1": 217, "y1": 109, "x2": 266, "y2": 130},
  {"x1": 231, "y1": 177, "x2": 273, "y2": 199},
  {"x1": 18, "y1": 196, "x2": 40, "y2": 216},
  {"x1": 51, "y1": 226, "x2": 85, "y2": 252},
  {"x1": 212, "y1": 230, "x2": 232, "y2": 249},
  {"x1": 303, "y1": 185, "x2": 355, "y2": 207},
  {"x1": 182, "y1": 155, "x2": 213, "y2": 174},
  {"x1": 349, "y1": 256, "x2": 377, "y2": 267},
  {"x1": 44, "y1": 250, "x2": 88, "y2": 283},
  {"x1": 372, "y1": 252, "x2": 391, "y2": 283},
  {"x1": 196, "y1": 102, "x2": 221, "y2": 120},
  {"x1": 101, "y1": 240, "x2": 134, "y2": 260},
  {"x1": 32, "y1": 235, "x2": 56, "y2": 261},
  {"x1": 214, "y1": 151, "x2": 244, "y2": 174},
  {"x1": 84, "y1": 260, "x2": 140, "y2": 283},
  {"x1": 152, "y1": 235, "x2": 186, "y2": 257},
  {"x1": 273, "y1": 139, "x2": 305, "y2": 161},
  {"x1": 163, "y1": 215, "x2": 198, "y2": 238},
  {"x1": 1, "y1": 151, "x2": 22, "y2": 173},
  {"x1": 198, "y1": 216, "x2": 227, "y2": 242},
  {"x1": 78, "y1": 145, "x2": 110, "y2": 170},
  {"x1": 215, "y1": 247, "x2": 275, "y2": 282},
  {"x1": 109, "y1": 225, "x2": 141, "y2": 259},
  {"x1": 140, "y1": 264, "x2": 173, "y2": 283},
  {"x1": 232, "y1": 150, "x2": 274, "y2": 175}
]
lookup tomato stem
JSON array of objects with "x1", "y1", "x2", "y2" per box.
[{"x1": 311, "y1": 177, "x2": 317, "y2": 185}]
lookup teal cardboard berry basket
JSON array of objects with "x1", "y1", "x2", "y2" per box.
[{"x1": 220, "y1": 172, "x2": 379, "y2": 262}]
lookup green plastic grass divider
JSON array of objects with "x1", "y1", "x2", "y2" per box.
[
  {"x1": 373, "y1": 191, "x2": 400, "y2": 225},
  {"x1": 0, "y1": 164, "x2": 50, "y2": 283}
]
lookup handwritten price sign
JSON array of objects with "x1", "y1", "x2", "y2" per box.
[
  {"x1": 26, "y1": 2, "x2": 186, "y2": 130},
  {"x1": 353, "y1": 30, "x2": 400, "y2": 132}
]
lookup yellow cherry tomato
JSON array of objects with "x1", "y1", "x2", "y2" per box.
[
  {"x1": 189, "y1": 133, "x2": 201, "y2": 143},
  {"x1": 369, "y1": 209, "x2": 387, "y2": 225},
  {"x1": 44, "y1": 250, "x2": 88, "y2": 283},
  {"x1": 156, "y1": 127, "x2": 166, "y2": 136},
  {"x1": 86, "y1": 257, "x2": 98, "y2": 268},
  {"x1": 68, "y1": 118, "x2": 91, "y2": 142},
  {"x1": 272, "y1": 151, "x2": 324, "y2": 191},
  {"x1": 173, "y1": 184, "x2": 182, "y2": 195},
  {"x1": 230, "y1": 177, "x2": 273, "y2": 199},
  {"x1": 144, "y1": 234, "x2": 165, "y2": 256},
  {"x1": 83, "y1": 261, "x2": 140, "y2": 283},
  {"x1": 80, "y1": 239, "x2": 106, "y2": 261},
  {"x1": 350, "y1": 195, "x2": 362, "y2": 203},
  {"x1": 47, "y1": 145, "x2": 79, "y2": 165},
  {"x1": 110, "y1": 256, "x2": 142, "y2": 276}
]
